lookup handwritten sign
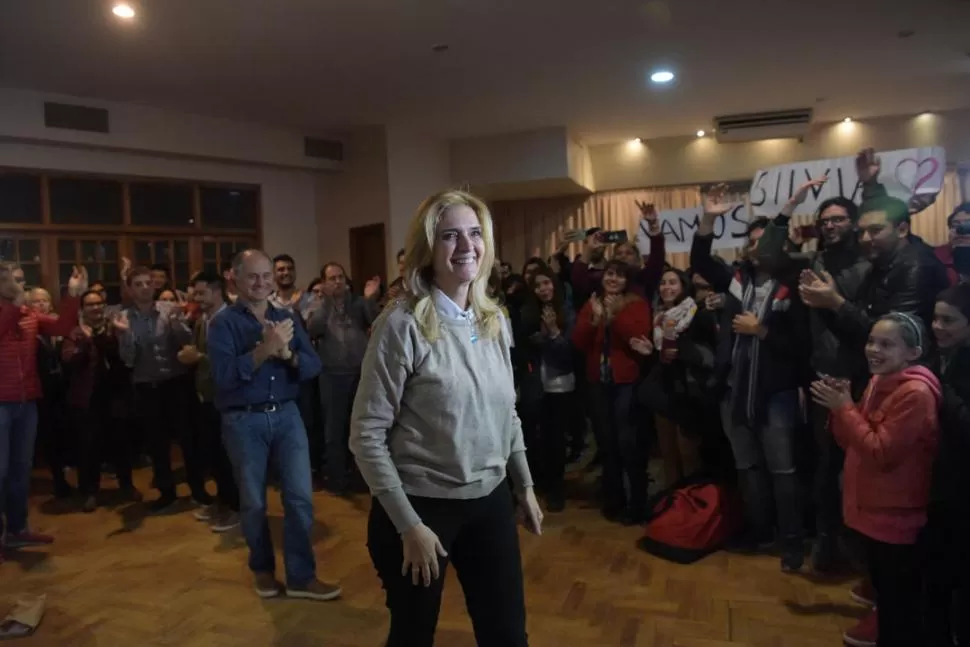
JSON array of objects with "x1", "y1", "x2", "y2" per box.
[
  {"x1": 635, "y1": 203, "x2": 748, "y2": 256},
  {"x1": 750, "y1": 147, "x2": 946, "y2": 217}
]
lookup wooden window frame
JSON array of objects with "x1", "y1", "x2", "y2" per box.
[{"x1": 0, "y1": 167, "x2": 262, "y2": 301}]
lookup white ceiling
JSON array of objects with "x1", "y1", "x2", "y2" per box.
[{"x1": 1, "y1": 0, "x2": 969, "y2": 144}]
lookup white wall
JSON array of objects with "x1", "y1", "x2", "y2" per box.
[
  {"x1": 0, "y1": 87, "x2": 338, "y2": 171},
  {"x1": 315, "y1": 126, "x2": 390, "y2": 276},
  {"x1": 589, "y1": 109, "x2": 970, "y2": 191},
  {"x1": 385, "y1": 126, "x2": 450, "y2": 276},
  {"x1": 0, "y1": 141, "x2": 320, "y2": 277}
]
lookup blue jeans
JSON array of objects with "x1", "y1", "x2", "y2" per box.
[
  {"x1": 221, "y1": 401, "x2": 316, "y2": 586},
  {"x1": 0, "y1": 402, "x2": 39, "y2": 537},
  {"x1": 720, "y1": 390, "x2": 803, "y2": 543}
]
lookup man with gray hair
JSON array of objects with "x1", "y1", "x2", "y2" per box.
[
  {"x1": 0, "y1": 262, "x2": 87, "y2": 561},
  {"x1": 207, "y1": 250, "x2": 340, "y2": 601}
]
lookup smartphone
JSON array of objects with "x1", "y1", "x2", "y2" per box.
[{"x1": 599, "y1": 230, "x2": 628, "y2": 244}]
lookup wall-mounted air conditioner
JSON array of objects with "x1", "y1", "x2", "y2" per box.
[{"x1": 714, "y1": 108, "x2": 813, "y2": 143}]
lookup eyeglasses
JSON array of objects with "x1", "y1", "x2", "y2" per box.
[{"x1": 820, "y1": 216, "x2": 850, "y2": 226}]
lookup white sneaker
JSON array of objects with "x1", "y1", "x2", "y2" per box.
[
  {"x1": 210, "y1": 512, "x2": 240, "y2": 533},
  {"x1": 193, "y1": 504, "x2": 219, "y2": 522}
]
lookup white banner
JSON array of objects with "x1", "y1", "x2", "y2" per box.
[
  {"x1": 750, "y1": 147, "x2": 946, "y2": 216},
  {"x1": 635, "y1": 203, "x2": 749, "y2": 256}
]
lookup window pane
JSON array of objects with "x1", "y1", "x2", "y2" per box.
[
  {"x1": 219, "y1": 241, "x2": 234, "y2": 261},
  {"x1": 18, "y1": 239, "x2": 41, "y2": 263},
  {"x1": 200, "y1": 186, "x2": 258, "y2": 230},
  {"x1": 58, "y1": 263, "x2": 74, "y2": 287},
  {"x1": 153, "y1": 241, "x2": 170, "y2": 263},
  {"x1": 0, "y1": 173, "x2": 42, "y2": 224},
  {"x1": 80, "y1": 240, "x2": 98, "y2": 262},
  {"x1": 134, "y1": 241, "x2": 152, "y2": 265},
  {"x1": 130, "y1": 182, "x2": 194, "y2": 227},
  {"x1": 21, "y1": 265, "x2": 42, "y2": 289},
  {"x1": 173, "y1": 240, "x2": 188, "y2": 262},
  {"x1": 174, "y1": 262, "x2": 190, "y2": 288},
  {"x1": 202, "y1": 242, "x2": 216, "y2": 260},
  {"x1": 50, "y1": 177, "x2": 123, "y2": 225},
  {"x1": 0, "y1": 238, "x2": 14, "y2": 262},
  {"x1": 58, "y1": 239, "x2": 76, "y2": 261},
  {"x1": 203, "y1": 262, "x2": 217, "y2": 275},
  {"x1": 84, "y1": 263, "x2": 99, "y2": 282},
  {"x1": 103, "y1": 262, "x2": 120, "y2": 283},
  {"x1": 101, "y1": 240, "x2": 118, "y2": 263}
]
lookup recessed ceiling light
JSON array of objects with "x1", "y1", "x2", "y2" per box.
[
  {"x1": 696, "y1": 130, "x2": 706, "y2": 138},
  {"x1": 843, "y1": 117, "x2": 853, "y2": 123},
  {"x1": 632, "y1": 137, "x2": 643, "y2": 144},
  {"x1": 650, "y1": 70, "x2": 675, "y2": 84},
  {"x1": 112, "y1": 3, "x2": 135, "y2": 19}
]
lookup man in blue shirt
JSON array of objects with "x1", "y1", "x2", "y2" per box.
[{"x1": 207, "y1": 249, "x2": 341, "y2": 602}]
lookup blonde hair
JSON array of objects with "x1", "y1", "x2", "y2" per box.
[{"x1": 403, "y1": 189, "x2": 502, "y2": 343}]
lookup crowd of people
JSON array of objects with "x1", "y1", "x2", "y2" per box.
[{"x1": 0, "y1": 147, "x2": 969, "y2": 646}]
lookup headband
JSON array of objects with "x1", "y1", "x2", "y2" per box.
[{"x1": 884, "y1": 312, "x2": 924, "y2": 351}]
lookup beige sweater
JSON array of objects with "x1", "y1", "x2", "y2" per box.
[{"x1": 349, "y1": 298, "x2": 533, "y2": 533}]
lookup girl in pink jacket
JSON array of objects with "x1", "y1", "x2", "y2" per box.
[{"x1": 811, "y1": 312, "x2": 941, "y2": 647}]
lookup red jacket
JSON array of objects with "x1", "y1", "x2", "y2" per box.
[
  {"x1": 0, "y1": 297, "x2": 81, "y2": 403},
  {"x1": 572, "y1": 294, "x2": 651, "y2": 384},
  {"x1": 831, "y1": 366, "x2": 941, "y2": 545}
]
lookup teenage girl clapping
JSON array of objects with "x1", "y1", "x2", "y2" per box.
[{"x1": 811, "y1": 313, "x2": 941, "y2": 647}]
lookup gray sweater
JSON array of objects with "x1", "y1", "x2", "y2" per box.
[
  {"x1": 305, "y1": 294, "x2": 378, "y2": 375},
  {"x1": 349, "y1": 296, "x2": 533, "y2": 533}
]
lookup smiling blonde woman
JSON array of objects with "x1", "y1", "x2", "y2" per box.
[{"x1": 350, "y1": 189, "x2": 541, "y2": 647}]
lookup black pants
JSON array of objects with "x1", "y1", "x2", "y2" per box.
[
  {"x1": 134, "y1": 375, "x2": 205, "y2": 499},
  {"x1": 367, "y1": 484, "x2": 528, "y2": 647},
  {"x1": 37, "y1": 395, "x2": 71, "y2": 493},
  {"x1": 590, "y1": 382, "x2": 647, "y2": 515},
  {"x1": 924, "y1": 503, "x2": 969, "y2": 646},
  {"x1": 74, "y1": 402, "x2": 133, "y2": 496},
  {"x1": 319, "y1": 373, "x2": 358, "y2": 491},
  {"x1": 864, "y1": 534, "x2": 923, "y2": 647},
  {"x1": 194, "y1": 400, "x2": 239, "y2": 511},
  {"x1": 540, "y1": 392, "x2": 575, "y2": 498},
  {"x1": 810, "y1": 401, "x2": 844, "y2": 539}
]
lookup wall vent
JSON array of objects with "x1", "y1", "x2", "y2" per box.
[
  {"x1": 304, "y1": 137, "x2": 344, "y2": 161},
  {"x1": 44, "y1": 102, "x2": 110, "y2": 134},
  {"x1": 714, "y1": 108, "x2": 813, "y2": 143}
]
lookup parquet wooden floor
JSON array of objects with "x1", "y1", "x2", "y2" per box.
[{"x1": 3, "y1": 468, "x2": 863, "y2": 646}]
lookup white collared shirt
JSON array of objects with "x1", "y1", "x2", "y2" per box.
[{"x1": 432, "y1": 288, "x2": 474, "y2": 322}]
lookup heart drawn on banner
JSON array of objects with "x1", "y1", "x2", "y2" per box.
[{"x1": 894, "y1": 157, "x2": 940, "y2": 194}]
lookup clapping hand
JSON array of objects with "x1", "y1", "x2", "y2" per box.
[
  {"x1": 67, "y1": 265, "x2": 89, "y2": 297},
  {"x1": 541, "y1": 306, "x2": 560, "y2": 336},
  {"x1": 629, "y1": 335, "x2": 654, "y2": 356},
  {"x1": 363, "y1": 276, "x2": 381, "y2": 300},
  {"x1": 263, "y1": 319, "x2": 295, "y2": 360},
  {"x1": 798, "y1": 269, "x2": 842, "y2": 310},
  {"x1": 111, "y1": 311, "x2": 130, "y2": 334},
  {"x1": 810, "y1": 377, "x2": 851, "y2": 410},
  {"x1": 590, "y1": 295, "x2": 604, "y2": 322}
]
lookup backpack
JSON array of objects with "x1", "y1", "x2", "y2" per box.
[{"x1": 636, "y1": 477, "x2": 742, "y2": 564}]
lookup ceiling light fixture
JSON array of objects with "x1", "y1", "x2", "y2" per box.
[
  {"x1": 650, "y1": 70, "x2": 675, "y2": 84},
  {"x1": 632, "y1": 137, "x2": 643, "y2": 144},
  {"x1": 696, "y1": 130, "x2": 705, "y2": 138},
  {"x1": 843, "y1": 117, "x2": 853, "y2": 123},
  {"x1": 112, "y1": 3, "x2": 136, "y2": 19}
]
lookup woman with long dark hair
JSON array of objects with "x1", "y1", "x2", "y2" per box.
[
  {"x1": 519, "y1": 267, "x2": 577, "y2": 512},
  {"x1": 572, "y1": 259, "x2": 651, "y2": 524},
  {"x1": 633, "y1": 268, "x2": 719, "y2": 486}
]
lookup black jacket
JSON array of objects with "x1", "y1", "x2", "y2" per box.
[
  {"x1": 931, "y1": 344, "x2": 970, "y2": 506},
  {"x1": 825, "y1": 234, "x2": 949, "y2": 348},
  {"x1": 690, "y1": 232, "x2": 809, "y2": 403},
  {"x1": 639, "y1": 307, "x2": 719, "y2": 413}
]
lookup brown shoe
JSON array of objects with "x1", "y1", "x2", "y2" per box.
[
  {"x1": 286, "y1": 578, "x2": 342, "y2": 601},
  {"x1": 253, "y1": 572, "x2": 283, "y2": 599}
]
